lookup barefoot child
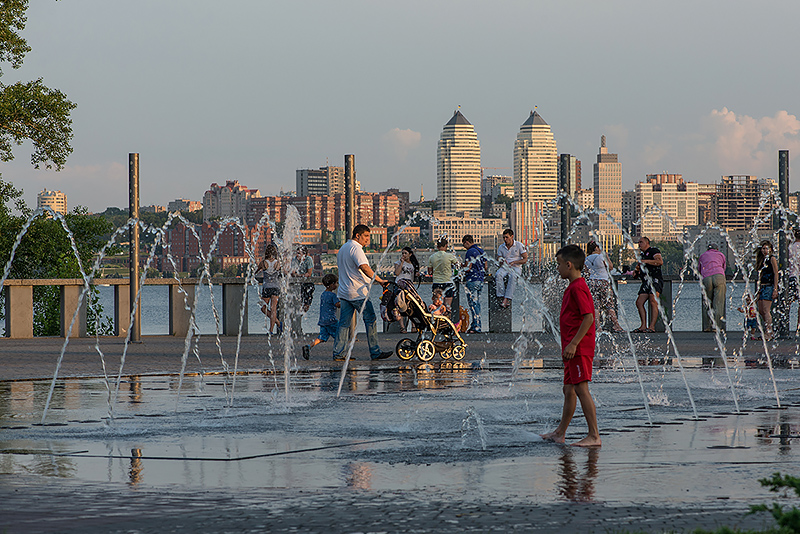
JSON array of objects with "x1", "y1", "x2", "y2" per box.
[
  {"x1": 541, "y1": 244, "x2": 602, "y2": 447},
  {"x1": 302, "y1": 274, "x2": 340, "y2": 360},
  {"x1": 737, "y1": 292, "x2": 759, "y2": 340}
]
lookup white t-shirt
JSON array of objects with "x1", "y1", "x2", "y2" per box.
[
  {"x1": 497, "y1": 240, "x2": 527, "y2": 276},
  {"x1": 790, "y1": 241, "x2": 800, "y2": 279},
  {"x1": 585, "y1": 253, "x2": 610, "y2": 281},
  {"x1": 394, "y1": 260, "x2": 415, "y2": 282},
  {"x1": 337, "y1": 239, "x2": 372, "y2": 300}
]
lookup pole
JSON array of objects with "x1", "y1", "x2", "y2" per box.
[
  {"x1": 129, "y1": 153, "x2": 141, "y2": 342},
  {"x1": 777, "y1": 150, "x2": 790, "y2": 337},
  {"x1": 345, "y1": 154, "x2": 355, "y2": 235}
]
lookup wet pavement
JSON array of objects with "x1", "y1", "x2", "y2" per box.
[{"x1": 1, "y1": 332, "x2": 800, "y2": 532}]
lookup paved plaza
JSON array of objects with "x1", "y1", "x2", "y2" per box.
[{"x1": 1, "y1": 331, "x2": 798, "y2": 533}]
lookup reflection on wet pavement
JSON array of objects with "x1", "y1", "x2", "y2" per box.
[{"x1": 1, "y1": 363, "x2": 799, "y2": 506}]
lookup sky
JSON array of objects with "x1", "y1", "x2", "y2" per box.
[{"x1": 2, "y1": 0, "x2": 800, "y2": 214}]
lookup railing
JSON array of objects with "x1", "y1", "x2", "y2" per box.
[
  {"x1": 2, "y1": 278, "x2": 254, "y2": 339},
  {"x1": 1, "y1": 276, "x2": 747, "y2": 339}
]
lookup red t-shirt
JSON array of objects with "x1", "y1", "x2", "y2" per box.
[{"x1": 560, "y1": 277, "x2": 596, "y2": 358}]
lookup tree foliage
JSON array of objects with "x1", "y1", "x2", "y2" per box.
[{"x1": 0, "y1": 0, "x2": 76, "y2": 170}]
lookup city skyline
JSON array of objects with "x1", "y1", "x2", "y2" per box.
[{"x1": 1, "y1": 2, "x2": 799, "y2": 213}]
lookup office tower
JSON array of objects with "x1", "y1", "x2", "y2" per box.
[
  {"x1": 296, "y1": 166, "x2": 345, "y2": 197},
  {"x1": 437, "y1": 110, "x2": 481, "y2": 215},
  {"x1": 37, "y1": 189, "x2": 67, "y2": 215},
  {"x1": 635, "y1": 174, "x2": 698, "y2": 241},
  {"x1": 714, "y1": 175, "x2": 776, "y2": 231},
  {"x1": 592, "y1": 135, "x2": 623, "y2": 247},
  {"x1": 558, "y1": 154, "x2": 581, "y2": 197},
  {"x1": 513, "y1": 111, "x2": 558, "y2": 203},
  {"x1": 621, "y1": 190, "x2": 636, "y2": 235},
  {"x1": 696, "y1": 183, "x2": 716, "y2": 225}
]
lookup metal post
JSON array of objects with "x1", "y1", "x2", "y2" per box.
[
  {"x1": 345, "y1": 154, "x2": 355, "y2": 234},
  {"x1": 777, "y1": 150, "x2": 790, "y2": 337},
  {"x1": 129, "y1": 153, "x2": 141, "y2": 342}
]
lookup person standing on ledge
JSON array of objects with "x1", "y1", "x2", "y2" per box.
[
  {"x1": 495, "y1": 229, "x2": 528, "y2": 308},
  {"x1": 332, "y1": 225, "x2": 393, "y2": 362},
  {"x1": 541, "y1": 244, "x2": 601, "y2": 448},
  {"x1": 462, "y1": 235, "x2": 487, "y2": 333},
  {"x1": 698, "y1": 243, "x2": 727, "y2": 332},
  {"x1": 632, "y1": 236, "x2": 664, "y2": 333}
]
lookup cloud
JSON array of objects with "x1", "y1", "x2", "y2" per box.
[
  {"x1": 705, "y1": 108, "x2": 800, "y2": 175},
  {"x1": 382, "y1": 127, "x2": 422, "y2": 159}
]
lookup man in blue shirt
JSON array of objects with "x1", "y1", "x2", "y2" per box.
[{"x1": 462, "y1": 235, "x2": 487, "y2": 333}]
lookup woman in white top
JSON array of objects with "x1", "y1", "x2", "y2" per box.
[
  {"x1": 394, "y1": 247, "x2": 419, "y2": 284},
  {"x1": 585, "y1": 241, "x2": 623, "y2": 332},
  {"x1": 393, "y1": 247, "x2": 419, "y2": 332},
  {"x1": 257, "y1": 243, "x2": 282, "y2": 335}
]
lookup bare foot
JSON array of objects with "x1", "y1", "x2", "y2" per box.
[
  {"x1": 540, "y1": 431, "x2": 566, "y2": 444},
  {"x1": 502, "y1": 298, "x2": 511, "y2": 308},
  {"x1": 571, "y1": 436, "x2": 602, "y2": 448}
]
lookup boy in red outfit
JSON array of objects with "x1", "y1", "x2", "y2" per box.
[{"x1": 541, "y1": 244, "x2": 602, "y2": 447}]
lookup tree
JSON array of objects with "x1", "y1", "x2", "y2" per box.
[
  {"x1": 1, "y1": 0, "x2": 76, "y2": 171},
  {"x1": 494, "y1": 194, "x2": 513, "y2": 212}
]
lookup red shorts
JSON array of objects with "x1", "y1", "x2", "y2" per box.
[{"x1": 563, "y1": 355, "x2": 593, "y2": 385}]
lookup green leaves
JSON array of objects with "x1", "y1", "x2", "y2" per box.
[
  {"x1": 0, "y1": 78, "x2": 76, "y2": 169},
  {"x1": 0, "y1": 1, "x2": 75, "y2": 169},
  {"x1": 0, "y1": 0, "x2": 31, "y2": 76}
]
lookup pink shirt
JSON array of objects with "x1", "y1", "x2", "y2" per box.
[{"x1": 698, "y1": 249, "x2": 726, "y2": 278}]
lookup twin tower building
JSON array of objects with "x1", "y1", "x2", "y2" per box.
[{"x1": 436, "y1": 109, "x2": 622, "y2": 250}]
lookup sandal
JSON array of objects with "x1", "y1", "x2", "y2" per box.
[
  {"x1": 643, "y1": 328, "x2": 656, "y2": 333},
  {"x1": 631, "y1": 327, "x2": 645, "y2": 333}
]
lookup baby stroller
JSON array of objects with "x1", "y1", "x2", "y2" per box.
[{"x1": 381, "y1": 279, "x2": 467, "y2": 362}]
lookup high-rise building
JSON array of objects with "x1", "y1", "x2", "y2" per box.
[
  {"x1": 37, "y1": 189, "x2": 67, "y2": 215},
  {"x1": 592, "y1": 135, "x2": 623, "y2": 249},
  {"x1": 635, "y1": 174, "x2": 698, "y2": 241},
  {"x1": 575, "y1": 188, "x2": 594, "y2": 211},
  {"x1": 714, "y1": 175, "x2": 777, "y2": 231},
  {"x1": 203, "y1": 180, "x2": 261, "y2": 222},
  {"x1": 296, "y1": 166, "x2": 345, "y2": 197},
  {"x1": 514, "y1": 111, "x2": 558, "y2": 204},
  {"x1": 558, "y1": 154, "x2": 581, "y2": 197},
  {"x1": 437, "y1": 110, "x2": 481, "y2": 215},
  {"x1": 621, "y1": 190, "x2": 636, "y2": 236},
  {"x1": 696, "y1": 183, "x2": 716, "y2": 225}
]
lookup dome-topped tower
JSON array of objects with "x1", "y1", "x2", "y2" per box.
[{"x1": 437, "y1": 109, "x2": 481, "y2": 215}]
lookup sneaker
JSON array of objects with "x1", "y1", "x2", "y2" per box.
[
  {"x1": 370, "y1": 351, "x2": 394, "y2": 361},
  {"x1": 333, "y1": 354, "x2": 354, "y2": 362},
  {"x1": 302, "y1": 345, "x2": 310, "y2": 360}
]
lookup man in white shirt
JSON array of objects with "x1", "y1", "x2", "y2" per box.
[
  {"x1": 495, "y1": 229, "x2": 528, "y2": 308},
  {"x1": 333, "y1": 225, "x2": 393, "y2": 361}
]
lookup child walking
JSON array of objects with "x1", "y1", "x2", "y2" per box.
[
  {"x1": 541, "y1": 244, "x2": 602, "y2": 447},
  {"x1": 737, "y1": 293, "x2": 759, "y2": 340},
  {"x1": 302, "y1": 274, "x2": 340, "y2": 360}
]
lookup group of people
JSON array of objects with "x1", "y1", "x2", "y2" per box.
[
  {"x1": 288, "y1": 226, "x2": 530, "y2": 362},
  {"x1": 256, "y1": 244, "x2": 315, "y2": 336}
]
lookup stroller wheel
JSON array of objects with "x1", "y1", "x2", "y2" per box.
[
  {"x1": 416, "y1": 339, "x2": 435, "y2": 361},
  {"x1": 452, "y1": 345, "x2": 466, "y2": 361},
  {"x1": 441, "y1": 347, "x2": 452, "y2": 360},
  {"x1": 396, "y1": 338, "x2": 416, "y2": 361}
]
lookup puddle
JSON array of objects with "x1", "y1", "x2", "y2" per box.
[{"x1": 0, "y1": 365, "x2": 798, "y2": 504}]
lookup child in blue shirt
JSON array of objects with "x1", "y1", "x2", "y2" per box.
[{"x1": 302, "y1": 274, "x2": 340, "y2": 360}]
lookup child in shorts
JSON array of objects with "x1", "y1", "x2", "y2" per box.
[
  {"x1": 541, "y1": 244, "x2": 602, "y2": 447},
  {"x1": 302, "y1": 274, "x2": 340, "y2": 360},
  {"x1": 737, "y1": 293, "x2": 759, "y2": 340}
]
